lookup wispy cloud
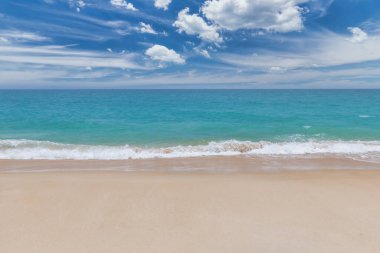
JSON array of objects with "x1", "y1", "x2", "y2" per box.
[
  {"x1": 0, "y1": 44, "x2": 145, "y2": 69},
  {"x1": 61, "y1": 65, "x2": 380, "y2": 89},
  {"x1": 109, "y1": 0, "x2": 137, "y2": 11},
  {"x1": 1, "y1": 0, "x2": 379, "y2": 88},
  {"x1": 217, "y1": 30, "x2": 380, "y2": 71},
  {"x1": 0, "y1": 30, "x2": 49, "y2": 43},
  {"x1": 307, "y1": 0, "x2": 335, "y2": 17}
]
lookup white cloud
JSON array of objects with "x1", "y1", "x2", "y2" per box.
[
  {"x1": 105, "y1": 20, "x2": 129, "y2": 28},
  {"x1": 218, "y1": 31, "x2": 380, "y2": 70},
  {"x1": 145, "y1": 45, "x2": 185, "y2": 64},
  {"x1": 0, "y1": 30, "x2": 49, "y2": 42},
  {"x1": 0, "y1": 37, "x2": 8, "y2": 43},
  {"x1": 137, "y1": 22, "x2": 158, "y2": 34},
  {"x1": 63, "y1": 64, "x2": 378, "y2": 88},
  {"x1": 269, "y1": 66, "x2": 287, "y2": 73},
  {"x1": 348, "y1": 27, "x2": 368, "y2": 43},
  {"x1": 69, "y1": 0, "x2": 86, "y2": 12},
  {"x1": 110, "y1": 0, "x2": 137, "y2": 11},
  {"x1": 361, "y1": 19, "x2": 380, "y2": 34},
  {"x1": 154, "y1": 0, "x2": 172, "y2": 10},
  {"x1": 201, "y1": 0, "x2": 308, "y2": 32},
  {"x1": 77, "y1": 0, "x2": 85, "y2": 7},
  {"x1": 0, "y1": 44, "x2": 145, "y2": 69},
  {"x1": 194, "y1": 48, "x2": 211, "y2": 58},
  {"x1": 173, "y1": 8, "x2": 222, "y2": 43},
  {"x1": 3, "y1": 64, "x2": 379, "y2": 88},
  {"x1": 307, "y1": 0, "x2": 334, "y2": 17}
]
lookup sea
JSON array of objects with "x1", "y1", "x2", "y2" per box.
[{"x1": 0, "y1": 89, "x2": 380, "y2": 161}]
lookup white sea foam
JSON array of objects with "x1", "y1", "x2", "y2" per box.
[{"x1": 1, "y1": 139, "x2": 380, "y2": 161}]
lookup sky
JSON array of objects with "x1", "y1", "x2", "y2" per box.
[{"x1": 0, "y1": 0, "x2": 380, "y2": 88}]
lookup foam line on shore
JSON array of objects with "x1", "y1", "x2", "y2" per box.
[{"x1": 1, "y1": 139, "x2": 380, "y2": 161}]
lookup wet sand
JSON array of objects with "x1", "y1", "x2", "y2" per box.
[
  {"x1": 0, "y1": 155, "x2": 379, "y2": 172},
  {"x1": 1, "y1": 158, "x2": 380, "y2": 253}
]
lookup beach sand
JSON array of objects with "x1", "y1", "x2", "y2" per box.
[{"x1": 1, "y1": 158, "x2": 380, "y2": 253}]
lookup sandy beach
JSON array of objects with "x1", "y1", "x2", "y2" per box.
[
  {"x1": 2, "y1": 0, "x2": 380, "y2": 251},
  {"x1": 1, "y1": 158, "x2": 380, "y2": 253}
]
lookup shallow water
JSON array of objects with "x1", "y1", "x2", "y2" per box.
[{"x1": 0, "y1": 90, "x2": 379, "y2": 160}]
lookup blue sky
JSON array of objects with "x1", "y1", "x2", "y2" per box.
[{"x1": 0, "y1": 0, "x2": 380, "y2": 88}]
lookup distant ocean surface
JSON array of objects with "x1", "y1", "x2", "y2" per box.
[{"x1": 1, "y1": 90, "x2": 380, "y2": 161}]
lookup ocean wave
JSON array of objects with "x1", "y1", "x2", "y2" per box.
[
  {"x1": 359, "y1": 115, "x2": 375, "y2": 118},
  {"x1": 1, "y1": 139, "x2": 380, "y2": 160}
]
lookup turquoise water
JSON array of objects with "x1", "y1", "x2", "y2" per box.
[{"x1": 0, "y1": 90, "x2": 380, "y2": 159}]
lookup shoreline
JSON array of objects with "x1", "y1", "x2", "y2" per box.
[
  {"x1": 2, "y1": 139, "x2": 380, "y2": 161},
  {"x1": 1, "y1": 155, "x2": 379, "y2": 173}
]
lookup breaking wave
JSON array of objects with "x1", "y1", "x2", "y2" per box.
[{"x1": 1, "y1": 139, "x2": 380, "y2": 161}]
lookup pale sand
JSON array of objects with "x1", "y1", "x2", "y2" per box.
[{"x1": 1, "y1": 159, "x2": 380, "y2": 252}]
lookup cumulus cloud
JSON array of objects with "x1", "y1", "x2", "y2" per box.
[
  {"x1": 137, "y1": 22, "x2": 158, "y2": 34},
  {"x1": 348, "y1": 27, "x2": 368, "y2": 43},
  {"x1": 145, "y1": 45, "x2": 185, "y2": 64},
  {"x1": 201, "y1": 0, "x2": 308, "y2": 32},
  {"x1": 110, "y1": 0, "x2": 137, "y2": 11},
  {"x1": 173, "y1": 8, "x2": 222, "y2": 43},
  {"x1": 154, "y1": 0, "x2": 172, "y2": 10}
]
